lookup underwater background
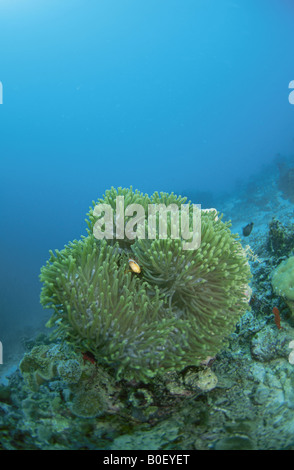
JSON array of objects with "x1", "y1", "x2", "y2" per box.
[{"x1": 1, "y1": 0, "x2": 294, "y2": 450}]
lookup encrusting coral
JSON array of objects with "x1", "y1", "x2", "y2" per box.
[
  {"x1": 19, "y1": 344, "x2": 58, "y2": 391},
  {"x1": 40, "y1": 187, "x2": 251, "y2": 382},
  {"x1": 272, "y1": 256, "x2": 294, "y2": 314}
]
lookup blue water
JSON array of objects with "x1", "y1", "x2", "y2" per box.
[{"x1": 0, "y1": 0, "x2": 294, "y2": 370}]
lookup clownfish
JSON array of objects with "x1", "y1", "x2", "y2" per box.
[{"x1": 128, "y1": 258, "x2": 141, "y2": 274}]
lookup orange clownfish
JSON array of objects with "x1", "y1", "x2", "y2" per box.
[{"x1": 128, "y1": 258, "x2": 141, "y2": 274}]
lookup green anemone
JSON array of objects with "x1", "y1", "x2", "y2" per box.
[{"x1": 40, "y1": 187, "x2": 251, "y2": 382}]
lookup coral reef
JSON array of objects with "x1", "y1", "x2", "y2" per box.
[
  {"x1": 40, "y1": 187, "x2": 251, "y2": 382},
  {"x1": 277, "y1": 160, "x2": 294, "y2": 203},
  {"x1": 18, "y1": 341, "x2": 119, "y2": 420},
  {"x1": 19, "y1": 344, "x2": 58, "y2": 391},
  {"x1": 4, "y1": 181, "x2": 294, "y2": 450},
  {"x1": 267, "y1": 218, "x2": 294, "y2": 258}
]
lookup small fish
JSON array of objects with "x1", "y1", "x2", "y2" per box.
[
  {"x1": 128, "y1": 258, "x2": 141, "y2": 274},
  {"x1": 82, "y1": 351, "x2": 96, "y2": 365},
  {"x1": 242, "y1": 222, "x2": 254, "y2": 236}
]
